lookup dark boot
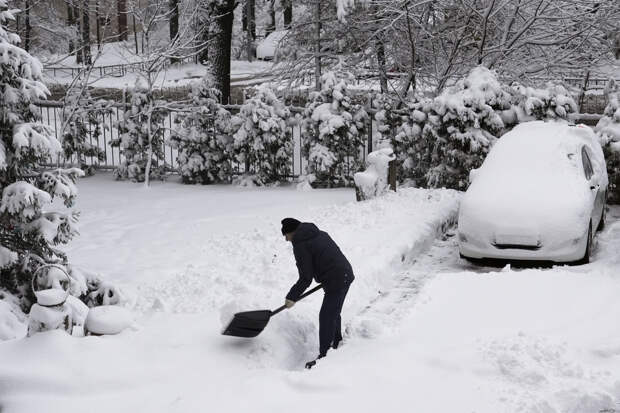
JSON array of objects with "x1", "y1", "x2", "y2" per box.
[{"x1": 305, "y1": 354, "x2": 324, "y2": 369}]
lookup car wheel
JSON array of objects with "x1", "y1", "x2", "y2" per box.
[{"x1": 578, "y1": 222, "x2": 593, "y2": 265}]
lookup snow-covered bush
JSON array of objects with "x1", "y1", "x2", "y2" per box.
[
  {"x1": 510, "y1": 82, "x2": 578, "y2": 121},
  {"x1": 302, "y1": 71, "x2": 369, "y2": 187},
  {"x1": 110, "y1": 82, "x2": 169, "y2": 183},
  {"x1": 232, "y1": 84, "x2": 292, "y2": 185},
  {"x1": 354, "y1": 147, "x2": 396, "y2": 200},
  {"x1": 596, "y1": 79, "x2": 620, "y2": 203},
  {"x1": 0, "y1": 2, "x2": 84, "y2": 310},
  {"x1": 422, "y1": 66, "x2": 512, "y2": 189},
  {"x1": 392, "y1": 99, "x2": 431, "y2": 185},
  {"x1": 371, "y1": 93, "x2": 401, "y2": 147},
  {"x1": 61, "y1": 88, "x2": 112, "y2": 176},
  {"x1": 169, "y1": 73, "x2": 234, "y2": 184}
]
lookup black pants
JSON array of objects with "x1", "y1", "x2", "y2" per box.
[{"x1": 319, "y1": 283, "x2": 351, "y2": 357}]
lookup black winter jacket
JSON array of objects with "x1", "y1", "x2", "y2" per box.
[{"x1": 286, "y1": 223, "x2": 354, "y2": 301}]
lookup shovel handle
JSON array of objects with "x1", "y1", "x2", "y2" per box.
[{"x1": 271, "y1": 284, "x2": 323, "y2": 316}]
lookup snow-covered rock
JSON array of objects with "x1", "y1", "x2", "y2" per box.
[{"x1": 85, "y1": 306, "x2": 133, "y2": 335}]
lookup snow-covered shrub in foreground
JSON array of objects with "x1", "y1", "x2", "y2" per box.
[
  {"x1": 302, "y1": 71, "x2": 369, "y2": 187},
  {"x1": 169, "y1": 73, "x2": 234, "y2": 184},
  {"x1": 232, "y1": 84, "x2": 292, "y2": 185},
  {"x1": 0, "y1": 2, "x2": 83, "y2": 309},
  {"x1": 423, "y1": 66, "x2": 512, "y2": 189},
  {"x1": 354, "y1": 147, "x2": 396, "y2": 200},
  {"x1": 596, "y1": 79, "x2": 620, "y2": 203},
  {"x1": 110, "y1": 83, "x2": 168, "y2": 183}
]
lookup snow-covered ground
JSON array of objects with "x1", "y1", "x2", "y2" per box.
[
  {"x1": 1, "y1": 175, "x2": 620, "y2": 413},
  {"x1": 43, "y1": 61, "x2": 274, "y2": 90}
]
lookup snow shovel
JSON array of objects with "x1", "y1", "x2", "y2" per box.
[{"x1": 222, "y1": 284, "x2": 323, "y2": 338}]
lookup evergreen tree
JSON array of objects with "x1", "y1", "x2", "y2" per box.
[
  {"x1": 232, "y1": 84, "x2": 292, "y2": 185},
  {"x1": 596, "y1": 79, "x2": 620, "y2": 203},
  {"x1": 169, "y1": 73, "x2": 234, "y2": 184},
  {"x1": 110, "y1": 83, "x2": 168, "y2": 183},
  {"x1": 61, "y1": 88, "x2": 111, "y2": 176},
  {"x1": 391, "y1": 99, "x2": 432, "y2": 185},
  {"x1": 422, "y1": 66, "x2": 512, "y2": 189},
  {"x1": 302, "y1": 71, "x2": 368, "y2": 187},
  {"x1": 0, "y1": 0, "x2": 82, "y2": 306},
  {"x1": 510, "y1": 82, "x2": 578, "y2": 121}
]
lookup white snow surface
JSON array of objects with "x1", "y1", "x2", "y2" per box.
[{"x1": 1, "y1": 174, "x2": 620, "y2": 412}]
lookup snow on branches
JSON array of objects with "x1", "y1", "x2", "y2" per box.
[
  {"x1": 302, "y1": 71, "x2": 368, "y2": 187},
  {"x1": 111, "y1": 84, "x2": 168, "y2": 183},
  {"x1": 232, "y1": 84, "x2": 292, "y2": 185},
  {"x1": 169, "y1": 74, "x2": 234, "y2": 184},
  {"x1": 596, "y1": 79, "x2": 620, "y2": 203},
  {"x1": 423, "y1": 66, "x2": 512, "y2": 189},
  {"x1": 0, "y1": 2, "x2": 88, "y2": 319},
  {"x1": 510, "y1": 83, "x2": 578, "y2": 121},
  {"x1": 61, "y1": 89, "x2": 112, "y2": 175}
]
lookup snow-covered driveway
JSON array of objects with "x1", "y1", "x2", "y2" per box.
[{"x1": 1, "y1": 175, "x2": 620, "y2": 413}]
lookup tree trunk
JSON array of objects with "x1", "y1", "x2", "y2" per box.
[
  {"x1": 243, "y1": 0, "x2": 256, "y2": 61},
  {"x1": 283, "y1": 0, "x2": 292, "y2": 29},
  {"x1": 95, "y1": 1, "x2": 101, "y2": 50},
  {"x1": 133, "y1": 14, "x2": 139, "y2": 54},
  {"x1": 376, "y1": 38, "x2": 387, "y2": 93},
  {"x1": 117, "y1": 0, "x2": 128, "y2": 41},
  {"x1": 169, "y1": 0, "x2": 179, "y2": 63},
  {"x1": 82, "y1": 0, "x2": 92, "y2": 65},
  {"x1": 314, "y1": 0, "x2": 321, "y2": 91},
  {"x1": 209, "y1": 0, "x2": 236, "y2": 104},
  {"x1": 23, "y1": 0, "x2": 31, "y2": 52},
  {"x1": 75, "y1": 5, "x2": 83, "y2": 64},
  {"x1": 67, "y1": 2, "x2": 76, "y2": 55},
  {"x1": 266, "y1": 0, "x2": 276, "y2": 35}
]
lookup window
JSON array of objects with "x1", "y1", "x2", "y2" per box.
[{"x1": 581, "y1": 146, "x2": 594, "y2": 180}]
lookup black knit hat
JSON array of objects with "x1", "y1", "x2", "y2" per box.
[{"x1": 281, "y1": 218, "x2": 301, "y2": 235}]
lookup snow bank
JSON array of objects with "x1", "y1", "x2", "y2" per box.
[{"x1": 0, "y1": 176, "x2": 460, "y2": 413}]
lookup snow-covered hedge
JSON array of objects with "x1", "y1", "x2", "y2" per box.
[
  {"x1": 110, "y1": 84, "x2": 168, "y2": 183},
  {"x1": 302, "y1": 71, "x2": 369, "y2": 187},
  {"x1": 169, "y1": 74, "x2": 234, "y2": 184},
  {"x1": 423, "y1": 66, "x2": 513, "y2": 189},
  {"x1": 232, "y1": 84, "x2": 293, "y2": 185},
  {"x1": 61, "y1": 89, "x2": 112, "y2": 176},
  {"x1": 509, "y1": 82, "x2": 578, "y2": 121},
  {"x1": 596, "y1": 79, "x2": 620, "y2": 203},
  {"x1": 390, "y1": 66, "x2": 584, "y2": 190},
  {"x1": 392, "y1": 99, "x2": 431, "y2": 186}
]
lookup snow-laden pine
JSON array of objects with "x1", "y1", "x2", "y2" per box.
[
  {"x1": 424, "y1": 66, "x2": 512, "y2": 189},
  {"x1": 61, "y1": 87, "x2": 112, "y2": 175},
  {"x1": 232, "y1": 84, "x2": 292, "y2": 185},
  {"x1": 392, "y1": 99, "x2": 432, "y2": 186},
  {"x1": 302, "y1": 71, "x2": 368, "y2": 187},
  {"x1": 510, "y1": 82, "x2": 578, "y2": 121},
  {"x1": 110, "y1": 82, "x2": 168, "y2": 183},
  {"x1": 0, "y1": 0, "x2": 82, "y2": 305},
  {"x1": 169, "y1": 73, "x2": 234, "y2": 184},
  {"x1": 596, "y1": 79, "x2": 620, "y2": 203}
]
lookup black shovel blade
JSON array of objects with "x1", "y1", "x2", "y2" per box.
[{"x1": 221, "y1": 310, "x2": 273, "y2": 337}]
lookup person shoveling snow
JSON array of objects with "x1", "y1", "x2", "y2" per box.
[
  {"x1": 221, "y1": 218, "x2": 354, "y2": 369},
  {"x1": 281, "y1": 218, "x2": 355, "y2": 369}
]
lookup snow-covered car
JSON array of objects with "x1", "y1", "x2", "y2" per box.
[
  {"x1": 458, "y1": 121, "x2": 608, "y2": 264},
  {"x1": 256, "y1": 30, "x2": 288, "y2": 60}
]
